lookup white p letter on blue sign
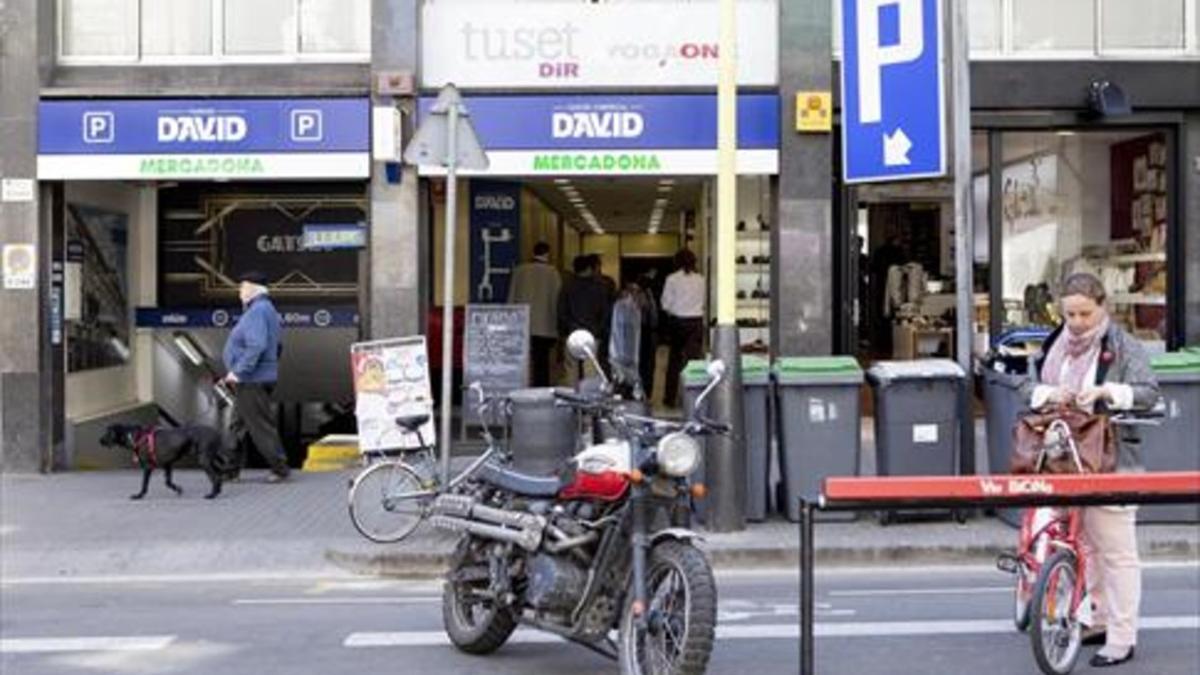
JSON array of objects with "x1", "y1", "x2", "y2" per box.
[{"x1": 856, "y1": 0, "x2": 923, "y2": 124}]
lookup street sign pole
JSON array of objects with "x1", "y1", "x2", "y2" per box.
[
  {"x1": 709, "y1": 0, "x2": 747, "y2": 533},
  {"x1": 440, "y1": 102, "x2": 460, "y2": 486},
  {"x1": 949, "y1": 0, "x2": 976, "y2": 476},
  {"x1": 404, "y1": 84, "x2": 488, "y2": 485}
]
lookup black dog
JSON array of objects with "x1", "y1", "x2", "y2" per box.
[{"x1": 100, "y1": 424, "x2": 227, "y2": 500}]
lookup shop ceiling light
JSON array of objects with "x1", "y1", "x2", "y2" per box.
[
  {"x1": 659, "y1": 179, "x2": 675, "y2": 185},
  {"x1": 554, "y1": 179, "x2": 572, "y2": 185},
  {"x1": 657, "y1": 185, "x2": 672, "y2": 193}
]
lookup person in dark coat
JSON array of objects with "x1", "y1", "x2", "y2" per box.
[
  {"x1": 558, "y1": 255, "x2": 615, "y2": 375},
  {"x1": 222, "y1": 271, "x2": 289, "y2": 482}
]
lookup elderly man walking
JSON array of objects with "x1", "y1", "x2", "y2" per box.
[{"x1": 222, "y1": 271, "x2": 290, "y2": 482}]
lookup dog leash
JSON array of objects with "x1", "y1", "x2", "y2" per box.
[{"x1": 132, "y1": 427, "x2": 159, "y2": 469}]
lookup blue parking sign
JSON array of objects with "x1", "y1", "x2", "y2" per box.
[{"x1": 841, "y1": 0, "x2": 945, "y2": 183}]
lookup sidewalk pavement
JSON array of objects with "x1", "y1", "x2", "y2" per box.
[{"x1": 2, "y1": 469, "x2": 1196, "y2": 580}]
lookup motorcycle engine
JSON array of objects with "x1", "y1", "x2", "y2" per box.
[{"x1": 525, "y1": 553, "x2": 588, "y2": 612}]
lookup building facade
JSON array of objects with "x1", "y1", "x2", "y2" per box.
[{"x1": 1, "y1": 0, "x2": 1197, "y2": 472}]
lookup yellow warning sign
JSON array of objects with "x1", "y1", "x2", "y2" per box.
[{"x1": 795, "y1": 92, "x2": 833, "y2": 133}]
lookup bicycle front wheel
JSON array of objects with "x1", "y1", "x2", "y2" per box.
[
  {"x1": 1030, "y1": 550, "x2": 1083, "y2": 675},
  {"x1": 348, "y1": 460, "x2": 431, "y2": 543}
]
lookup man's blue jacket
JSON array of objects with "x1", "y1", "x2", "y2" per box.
[{"x1": 223, "y1": 294, "x2": 282, "y2": 383}]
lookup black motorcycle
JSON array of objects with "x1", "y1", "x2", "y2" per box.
[{"x1": 429, "y1": 329, "x2": 729, "y2": 674}]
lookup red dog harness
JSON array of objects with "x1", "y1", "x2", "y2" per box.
[{"x1": 132, "y1": 427, "x2": 159, "y2": 469}]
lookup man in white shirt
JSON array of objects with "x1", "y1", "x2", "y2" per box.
[
  {"x1": 661, "y1": 248, "x2": 705, "y2": 407},
  {"x1": 508, "y1": 241, "x2": 562, "y2": 386}
]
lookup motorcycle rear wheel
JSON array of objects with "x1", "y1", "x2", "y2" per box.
[{"x1": 618, "y1": 540, "x2": 716, "y2": 675}]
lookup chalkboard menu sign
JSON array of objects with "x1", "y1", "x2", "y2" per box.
[{"x1": 463, "y1": 304, "x2": 529, "y2": 423}]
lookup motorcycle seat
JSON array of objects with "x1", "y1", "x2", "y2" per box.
[{"x1": 476, "y1": 462, "x2": 563, "y2": 498}]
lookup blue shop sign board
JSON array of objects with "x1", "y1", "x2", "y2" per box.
[
  {"x1": 418, "y1": 94, "x2": 778, "y2": 149},
  {"x1": 136, "y1": 307, "x2": 359, "y2": 329},
  {"x1": 38, "y1": 98, "x2": 370, "y2": 180},
  {"x1": 416, "y1": 93, "x2": 780, "y2": 175},
  {"x1": 469, "y1": 181, "x2": 521, "y2": 303},
  {"x1": 841, "y1": 0, "x2": 946, "y2": 183}
]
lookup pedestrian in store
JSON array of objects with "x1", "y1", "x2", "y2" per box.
[
  {"x1": 508, "y1": 241, "x2": 562, "y2": 387},
  {"x1": 661, "y1": 248, "x2": 705, "y2": 408},
  {"x1": 636, "y1": 270, "x2": 661, "y2": 402},
  {"x1": 591, "y1": 253, "x2": 618, "y2": 297},
  {"x1": 222, "y1": 271, "x2": 290, "y2": 483},
  {"x1": 558, "y1": 254, "x2": 615, "y2": 379},
  {"x1": 608, "y1": 278, "x2": 648, "y2": 400},
  {"x1": 1022, "y1": 272, "x2": 1160, "y2": 668}
]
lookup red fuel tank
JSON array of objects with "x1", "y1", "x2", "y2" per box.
[{"x1": 558, "y1": 470, "x2": 629, "y2": 502}]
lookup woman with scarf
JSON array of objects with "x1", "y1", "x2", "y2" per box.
[{"x1": 1023, "y1": 272, "x2": 1160, "y2": 668}]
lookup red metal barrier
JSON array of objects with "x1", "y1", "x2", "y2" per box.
[
  {"x1": 823, "y1": 472, "x2": 1200, "y2": 505},
  {"x1": 798, "y1": 471, "x2": 1200, "y2": 674}
]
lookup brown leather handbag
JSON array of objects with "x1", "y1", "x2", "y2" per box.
[{"x1": 1010, "y1": 407, "x2": 1117, "y2": 474}]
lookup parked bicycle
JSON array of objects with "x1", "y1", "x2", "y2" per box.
[
  {"x1": 347, "y1": 390, "x2": 508, "y2": 544},
  {"x1": 998, "y1": 407, "x2": 1162, "y2": 675}
]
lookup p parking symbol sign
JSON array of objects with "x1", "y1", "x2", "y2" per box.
[
  {"x1": 291, "y1": 110, "x2": 323, "y2": 142},
  {"x1": 841, "y1": 0, "x2": 945, "y2": 183},
  {"x1": 82, "y1": 112, "x2": 115, "y2": 144}
]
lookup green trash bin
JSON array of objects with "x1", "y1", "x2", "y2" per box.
[
  {"x1": 1140, "y1": 351, "x2": 1200, "y2": 523},
  {"x1": 774, "y1": 356, "x2": 864, "y2": 522},
  {"x1": 681, "y1": 356, "x2": 771, "y2": 522}
]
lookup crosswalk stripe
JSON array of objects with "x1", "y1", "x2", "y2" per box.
[
  {"x1": 0, "y1": 636, "x2": 176, "y2": 654},
  {"x1": 344, "y1": 615, "x2": 1200, "y2": 647}
]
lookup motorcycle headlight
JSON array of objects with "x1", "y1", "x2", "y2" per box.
[{"x1": 656, "y1": 432, "x2": 701, "y2": 477}]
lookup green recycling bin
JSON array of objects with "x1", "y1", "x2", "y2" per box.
[
  {"x1": 1140, "y1": 351, "x2": 1200, "y2": 523},
  {"x1": 681, "y1": 356, "x2": 771, "y2": 522},
  {"x1": 774, "y1": 356, "x2": 864, "y2": 522}
]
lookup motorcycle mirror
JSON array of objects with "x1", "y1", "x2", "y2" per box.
[
  {"x1": 566, "y1": 330, "x2": 597, "y2": 361},
  {"x1": 706, "y1": 360, "x2": 726, "y2": 381}
]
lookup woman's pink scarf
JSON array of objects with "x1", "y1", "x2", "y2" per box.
[{"x1": 1041, "y1": 314, "x2": 1110, "y2": 392}]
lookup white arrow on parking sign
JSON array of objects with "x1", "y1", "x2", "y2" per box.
[{"x1": 883, "y1": 128, "x2": 913, "y2": 166}]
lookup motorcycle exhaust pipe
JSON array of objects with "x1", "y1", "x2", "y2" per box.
[
  {"x1": 431, "y1": 495, "x2": 546, "y2": 531},
  {"x1": 430, "y1": 515, "x2": 543, "y2": 552}
]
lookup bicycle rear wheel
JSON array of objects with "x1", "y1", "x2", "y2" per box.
[
  {"x1": 1030, "y1": 550, "x2": 1083, "y2": 675},
  {"x1": 348, "y1": 460, "x2": 431, "y2": 543}
]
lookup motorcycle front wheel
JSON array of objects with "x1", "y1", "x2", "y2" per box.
[{"x1": 619, "y1": 540, "x2": 717, "y2": 675}]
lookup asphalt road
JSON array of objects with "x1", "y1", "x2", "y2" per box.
[{"x1": 2, "y1": 563, "x2": 1196, "y2": 674}]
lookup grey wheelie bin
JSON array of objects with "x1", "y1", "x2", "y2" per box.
[
  {"x1": 774, "y1": 356, "x2": 864, "y2": 522},
  {"x1": 507, "y1": 387, "x2": 578, "y2": 475},
  {"x1": 866, "y1": 359, "x2": 966, "y2": 524},
  {"x1": 982, "y1": 368, "x2": 1027, "y2": 527},
  {"x1": 682, "y1": 356, "x2": 771, "y2": 522},
  {"x1": 1139, "y1": 351, "x2": 1200, "y2": 523}
]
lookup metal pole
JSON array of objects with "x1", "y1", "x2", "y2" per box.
[
  {"x1": 708, "y1": 0, "x2": 746, "y2": 532},
  {"x1": 800, "y1": 499, "x2": 815, "y2": 675},
  {"x1": 715, "y1": 0, "x2": 737, "y2": 323},
  {"x1": 950, "y1": 0, "x2": 976, "y2": 476},
  {"x1": 441, "y1": 103, "x2": 460, "y2": 486}
]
